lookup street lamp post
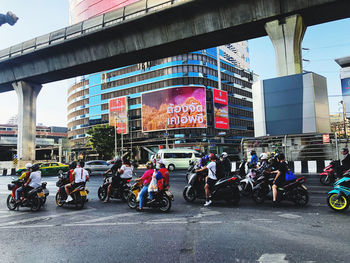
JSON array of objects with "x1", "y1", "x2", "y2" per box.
[
  {"x1": 114, "y1": 116, "x2": 118, "y2": 157},
  {"x1": 340, "y1": 100, "x2": 348, "y2": 146}
]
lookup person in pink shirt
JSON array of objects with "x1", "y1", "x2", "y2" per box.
[{"x1": 135, "y1": 161, "x2": 154, "y2": 211}]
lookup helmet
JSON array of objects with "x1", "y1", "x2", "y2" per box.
[
  {"x1": 221, "y1": 152, "x2": 228, "y2": 158},
  {"x1": 146, "y1": 161, "x2": 154, "y2": 169},
  {"x1": 25, "y1": 163, "x2": 32, "y2": 169},
  {"x1": 342, "y1": 148, "x2": 349, "y2": 155},
  {"x1": 31, "y1": 164, "x2": 40, "y2": 171},
  {"x1": 209, "y1": 153, "x2": 216, "y2": 160},
  {"x1": 259, "y1": 153, "x2": 268, "y2": 160},
  {"x1": 250, "y1": 150, "x2": 256, "y2": 156},
  {"x1": 158, "y1": 160, "x2": 165, "y2": 167},
  {"x1": 69, "y1": 161, "x2": 77, "y2": 170},
  {"x1": 275, "y1": 153, "x2": 285, "y2": 161}
]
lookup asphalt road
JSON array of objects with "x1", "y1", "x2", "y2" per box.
[{"x1": 0, "y1": 170, "x2": 349, "y2": 263}]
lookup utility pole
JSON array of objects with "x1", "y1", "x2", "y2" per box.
[
  {"x1": 341, "y1": 100, "x2": 348, "y2": 146},
  {"x1": 216, "y1": 47, "x2": 222, "y2": 90},
  {"x1": 114, "y1": 117, "x2": 118, "y2": 158}
]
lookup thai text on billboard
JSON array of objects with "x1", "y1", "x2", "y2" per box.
[
  {"x1": 341, "y1": 77, "x2": 350, "y2": 113},
  {"x1": 213, "y1": 88, "x2": 229, "y2": 129},
  {"x1": 142, "y1": 86, "x2": 207, "y2": 132},
  {"x1": 109, "y1": 96, "x2": 128, "y2": 134}
]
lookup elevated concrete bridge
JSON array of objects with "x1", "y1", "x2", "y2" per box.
[{"x1": 0, "y1": 0, "x2": 349, "y2": 161}]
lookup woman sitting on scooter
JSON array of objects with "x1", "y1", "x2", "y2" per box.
[{"x1": 135, "y1": 161, "x2": 154, "y2": 211}]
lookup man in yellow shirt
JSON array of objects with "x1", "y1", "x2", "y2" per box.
[{"x1": 16, "y1": 163, "x2": 32, "y2": 202}]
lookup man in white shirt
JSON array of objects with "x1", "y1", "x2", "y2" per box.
[
  {"x1": 18, "y1": 164, "x2": 42, "y2": 203},
  {"x1": 65, "y1": 161, "x2": 89, "y2": 202},
  {"x1": 196, "y1": 153, "x2": 217, "y2": 207}
]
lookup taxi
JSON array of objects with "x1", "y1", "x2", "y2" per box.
[{"x1": 16, "y1": 162, "x2": 69, "y2": 176}]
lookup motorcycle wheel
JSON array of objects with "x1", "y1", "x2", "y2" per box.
[
  {"x1": 55, "y1": 192, "x2": 65, "y2": 207},
  {"x1": 240, "y1": 182, "x2": 252, "y2": 197},
  {"x1": 159, "y1": 195, "x2": 171, "y2": 212},
  {"x1": 31, "y1": 196, "x2": 41, "y2": 212},
  {"x1": 327, "y1": 193, "x2": 349, "y2": 212},
  {"x1": 75, "y1": 194, "x2": 85, "y2": 209},
  {"x1": 252, "y1": 188, "x2": 265, "y2": 204},
  {"x1": 320, "y1": 175, "x2": 332, "y2": 186},
  {"x1": 121, "y1": 190, "x2": 129, "y2": 202},
  {"x1": 97, "y1": 186, "x2": 107, "y2": 201},
  {"x1": 127, "y1": 192, "x2": 137, "y2": 209},
  {"x1": 7, "y1": 195, "x2": 16, "y2": 210},
  {"x1": 41, "y1": 196, "x2": 47, "y2": 205},
  {"x1": 294, "y1": 188, "x2": 309, "y2": 207},
  {"x1": 183, "y1": 186, "x2": 196, "y2": 202}
]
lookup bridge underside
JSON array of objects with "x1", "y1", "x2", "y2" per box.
[{"x1": 0, "y1": 0, "x2": 349, "y2": 92}]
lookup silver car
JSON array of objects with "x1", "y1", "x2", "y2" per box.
[{"x1": 84, "y1": 160, "x2": 112, "y2": 175}]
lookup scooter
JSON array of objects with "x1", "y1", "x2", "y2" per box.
[
  {"x1": 97, "y1": 174, "x2": 131, "y2": 201},
  {"x1": 127, "y1": 180, "x2": 173, "y2": 212},
  {"x1": 327, "y1": 174, "x2": 350, "y2": 212},
  {"x1": 7, "y1": 178, "x2": 48, "y2": 211},
  {"x1": 183, "y1": 172, "x2": 240, "y2": 205},
  {"x1": 320, "y1": 160, "x2": 340, "y2": 186}
]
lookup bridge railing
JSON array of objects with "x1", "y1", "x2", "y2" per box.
[{"x1": 0, "y1": 0, "x2": 192, "y2": 62}]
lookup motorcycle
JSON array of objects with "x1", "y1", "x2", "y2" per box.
[
  {"x1": 97, "y1": 174, "x2": 131, "y2": 201},
  {"x1": 127, "y1": 180, "x2": 173, "y2": 212},
  {"x1": 183, "y1": 171, "x2": 240, "y2": 205},
  {"x1": 55, "y1": 173, "x2": 88, "y2": 209},
  {"x1": 238, "y1": 160, "x2": 257, "y2": 197},
  {"x1": 327, "y1": 175, "x2": 350, "y2": 212},
  {"x1": 320, "y1": 160, "x2": 340, "y2": 186},
  {"x1": 7, "y1": 178, "x2": 48, "y2": 211},
  {"x1": 252, "y1": 171, "x2": 309, "y2": 207}
]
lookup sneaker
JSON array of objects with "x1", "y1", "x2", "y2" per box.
[
  {"x1": 66, "y1": 195, "x2": 73, "y2": 203},
  {"x1": 204, "y1": 200, "x2": 212, "y2": 207}
]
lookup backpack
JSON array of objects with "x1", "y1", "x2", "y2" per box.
[{"x1": 215, "y1": 160, "x2": 225, "y2": 179}]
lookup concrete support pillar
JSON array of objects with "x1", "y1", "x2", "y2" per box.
[
  {"x1": 265, "y1": 14, "x2": 306, "y2": 77},
  {"x1": 12, "y1": 81, "x2": 42, "y2": 161}
]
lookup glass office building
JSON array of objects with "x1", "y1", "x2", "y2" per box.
[{"x1": 68, "y1": 0, "x2": 254, "y2": 159}]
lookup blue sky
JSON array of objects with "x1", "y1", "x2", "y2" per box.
[{"x1": 0, "y1": 1, "x2": 350, "y2": 126}]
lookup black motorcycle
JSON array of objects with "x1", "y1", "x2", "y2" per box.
[
  {"x1": 55, "y1": 172, "x2": 88, "y2": 209},
  {"x1": 97, "y1": 174, "x2": 131, "y2": 201},
  {"x1": 252, "y1": 171, "x2": 309, "y2": 207},
  {"x1": 183, "y1": 172, "x2": 240, "y2": 205},
  {"x1": 7, "y1": 179, "x2": 48, "y2": 211}
]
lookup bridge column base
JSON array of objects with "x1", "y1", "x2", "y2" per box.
[
  {"x1": 265, "y1": 14, "x2": 306, "y2": 77},
  {"x1": 12, "y1": 81, "x2": 42, "y2": 161}
]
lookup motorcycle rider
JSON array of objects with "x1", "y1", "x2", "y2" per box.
[
  {"x1": 200, "y1": 153, "x2": 209, "y2": 167},
  {"x1": 103, "y1": 156, "x2": 123, "y2": 202},
  {"x1": 65, "y1": 161, "x2": 89, "y2": 202},
  {"x1": 272, "y1": 153, "x2": 288, "y2": 207},
  {"x1": 196, "y1": 153, "x2": 217, "y2": 207},
  {"x1": 148, "y1": 160, "x2": 169, "y2": 203},
  {"x1": 249, "y1": 150, "x2": 258, "y2": 168},
  {"x1": 257, "y1": 153, "x2": 270, "y2": 174},
  {"x1": 336, "y1": 148, "x2": 350, "y2": 178},
  {"x1": 135, "y1": 161, "x2": 154, "y2": 211},
  {"x1": 15, "y1": 163, "x2": 32, "y2": 203},
  {"x1": 220, "y1": 152, "x2": 232, "y2": 177},
  {"x1": 17, "y1": 164, "x2": 42, "y2": 203}
]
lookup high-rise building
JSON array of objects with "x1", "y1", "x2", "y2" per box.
[{"x1": 67, "y1": 0, "x2": 254, "y2": 160}]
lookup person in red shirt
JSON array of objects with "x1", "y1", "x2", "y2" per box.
[{"x1": 157, "y1": 160, "x2": 169, "y2": 191}]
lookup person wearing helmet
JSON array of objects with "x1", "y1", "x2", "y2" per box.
[
  {"x1": 249, "y1": 150, "x2": 258, "y2": 168},
  {"x1": 336, "y1": 148, "x2": 350, "y2": 177},
  {"x1": 148, "y1": 160, "x2": 170, "y2": 203},
  {"x1": 196, "y1": 153, "x2": 217, "y2": 207},
  {"x1": 16, "y1": 163, "x2": 33, "y2": 202},
  {"x1": 135, "y1": 161, "x2": 154, "y2": 211},
  {"x1": 17, "y1": 164, "x2": 42, "y2": 203},
  {"x1": 220, "y1": 152, "x2": 232, "y2": 177},
  {"x1": 103, "y1": 156, "x2": 123, "y2": 202},
  {"x1": 65, "y1": 161, "x2": 89, "y2": 202},
  {"x1": 200, "y1": 153, "x2": 208, "y2": 167},
  {"x1": 256, "y1": 153, "x2": 270, "y2": 175}
]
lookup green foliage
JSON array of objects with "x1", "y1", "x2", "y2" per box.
[{"x1": 87, "y1": 124, "x2": 114, "y2": 160}]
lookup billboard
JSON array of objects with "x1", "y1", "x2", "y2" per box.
[
  {"x1": 109, "y1": 96, "x2": 128, "y2": 134},
  {"x1": 341, "y1": 77, "x2": 350, "y2": 112},
  {"x1": 213, "y1": 88, "x2": 229, "y2": 129},
  {"x1": 142, "y1": 86, "x2": 207, "y2": 132}
]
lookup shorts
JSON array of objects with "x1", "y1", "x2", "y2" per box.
[
  {"x1": 111, "y1": 175, "x2": 121, "y2": 188},
  {"x1": 206, "y1": 178, "x2": 217, "y2": 189},
  {"x1": 273, "y1": 177, "x2": 285, "y2": 187},
  {"x1": 72, "y1": 182, "x2": 85, "y2": 189}
]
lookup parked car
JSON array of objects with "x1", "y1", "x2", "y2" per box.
[
  {"x1": 84, "y1": 160, "x2": 112, "y2": 175},
  {"x1": 16, "y1": 162, "x2": 69, "y2": 176}
]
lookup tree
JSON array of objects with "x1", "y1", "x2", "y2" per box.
[{"x1": 87, "y1": 124, "x2": 114, "y2": 160}]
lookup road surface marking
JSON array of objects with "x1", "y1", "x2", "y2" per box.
[
  {"x1": 75, "y1": 212, "x2": 134, "y2": 224},
  {"x1": 258, "y1": 253, "x2": 288, "y2": 262},
  {"x1": 278, "y1": 213, "x2": 301, "y2": 219}
]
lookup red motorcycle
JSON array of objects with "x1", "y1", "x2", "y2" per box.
[{"x1": 319, "y1": 160, "x2": 346, "y2": 186}]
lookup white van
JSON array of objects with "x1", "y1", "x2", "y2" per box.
[{"x1": 156, "y1": 149, "x2": 201, "y2": 171}]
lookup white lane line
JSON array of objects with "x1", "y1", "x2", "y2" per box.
[
  {"x1": 0, "y1": 224, "x2": 55, "y2": 230},
  {"x1": 278, "y1": 213, "x2": 301, "y2": 219},
  {"x1": 258, "y1": 253, "x2": 288, "y2": 263},
  {"x1": 75, "y1": 212, "x2": 134, "y2": 224},
  {"x1": 0, "y1": 207, "x2": 96, "y2": 226}
]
